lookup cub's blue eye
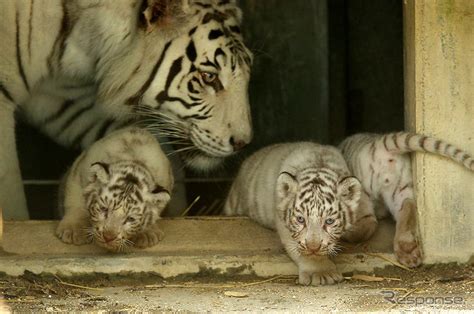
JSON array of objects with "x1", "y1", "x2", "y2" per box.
[
  {"x1": 325, "y1": 218, "x2": 335, "y2": 225},
  {"x1": 296, "y1": 216, "x2": 305, "y2": 224}
]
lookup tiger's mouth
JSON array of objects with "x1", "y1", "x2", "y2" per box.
[
  {"x1": 299, "y1": 245, "x2": 340, "y2": 258},
  {"x1": 154, "y1": 135, "x2": 227, "y2": 171},
  {"x1": 93, "y1": 235, "x2": 133, "y2": 253},
  {"x1": 298, "y1": 243, "x2": 333, "y2": 257},
  {"x1": 95, "y1": 240, "x2": 121, "y2": 252},
  {"x1": 189, "y1": 126, "x2": 235, "y2": 158},
  {"x1": 301, "y1": 250, "x2": 327, "y2": 257},
  {"x1": 135, "y1": 109, "x2": 232, "y2": 170},
  {"x1": 178, "y1": 147, "x2": 226, "y2": 171}
]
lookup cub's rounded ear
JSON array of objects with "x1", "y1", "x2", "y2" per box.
[
  {"x1": 276, "y1": 172, "x2": 297, "y2": 199},
  {"x1": 337, "y1": 176, "x2": 362, "y2": 210},
  {"x1": 89, "y1": 162, "x2": 110, "y2": 184},
  {"x1": 151, "y1": 185, "x2": 171, "y2": 203}
]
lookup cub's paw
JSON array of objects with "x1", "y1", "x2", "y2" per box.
[
  {"x1": 298, "y1": 271, "x2": 344, "y2": 286},
  {"x1": 56, "y1": 221, "x2": 91, "y2": 245},
  {"x1": 394, "y1": 235, "x2": 422, "y2": 268},
  {"x1": 133, "y1": 229, "x2": 164, "y2": 249}
]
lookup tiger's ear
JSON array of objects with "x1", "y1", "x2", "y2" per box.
[
  {"x1": 337, "y1": 176, "x2": 362, "y2": 212},
  {"x1": 150, "y1": 185, "x2": 171, "y2": 204},
  {"x1": 140, "y1": 0, "x2": 175, "y2": 32},
  {"x1": 276, "y1": 172, "x2": 297, "y2": 199},
  {"x1": 89, "y1": 162, "x2": 110, "y2": 184},
  {"x1": 181, "y1": 0, "x2": 242, "y2": 23}
]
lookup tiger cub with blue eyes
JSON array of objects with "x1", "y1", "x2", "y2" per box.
[
  {"x1": 56, "y1": 127, "x2": 173, "y2": 252},
  {"x1": 224, "y1": 142, "x2": 378, "y2": 285}
]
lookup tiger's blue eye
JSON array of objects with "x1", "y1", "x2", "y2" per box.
[
  {"x1": 325, "y1": 218, "x2": 335, "y2": 225},
  {"x1": 296, "y1": 216, "x2": 305, "y2": 224},
  {"x1": 126, "y1": 217, "x2": 136, "y2": 223}
]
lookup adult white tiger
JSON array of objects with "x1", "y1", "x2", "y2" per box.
[{"x1": 0, "y1": 0, "x2": 253, "y2": 219}]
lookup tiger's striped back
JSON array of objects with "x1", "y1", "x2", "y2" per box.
[{"x1": 340, "y1": 132, "x2": 474, "y2": 172}]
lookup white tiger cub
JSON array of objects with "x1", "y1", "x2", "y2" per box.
[
  {"x1": 56, "y1": 127, "x2": 173, "y2": 252},
  {"x1": 339, "y1": 132, "x2": 474, "y2": 268},
  {"x1": 224, "y1": 142, "x2": 378, "y2": 286}
]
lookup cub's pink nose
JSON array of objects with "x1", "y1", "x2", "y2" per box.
[
  {"x1": 102, "y1": 231, "x2": 117, "y2": 243},
  {"x1": 306, "y1": 240, "x2": 321, "y2": 253}
]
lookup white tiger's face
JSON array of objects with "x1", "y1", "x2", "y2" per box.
[
  {"x1": 136, "y1": 0, "x2": 253, "y2": 171},
  {"x1": 276, "y1": 169, "x2": 362, "y2": 257},
  {"x1": 83, "y1": 162, "x2": 170, "y2": 252}
]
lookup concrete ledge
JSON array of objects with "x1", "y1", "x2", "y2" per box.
[{"x1": 0, "y1": 217, "x2": 395, "y2": 277}]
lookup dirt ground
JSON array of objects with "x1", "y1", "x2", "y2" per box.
[{"x1": 1, "y1": 263, "x2": 472, "y2": 312}]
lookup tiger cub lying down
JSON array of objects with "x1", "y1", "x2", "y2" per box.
[
  {"x1": 56, "y1": 127, "x2": 173, "y2": 252},
  {"x1": 339, "y1": 132, "x2": 474, "y2": 268},
  {"x1": 224, "y1": 142, "x2": 378, "y2": 286}
]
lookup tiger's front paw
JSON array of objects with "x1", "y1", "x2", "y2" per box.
[
  {"x1": 133, "y1": 229, "x2": 164, "y2": 249},
  {"x1": 394, "y1": 232, "x2": 422, "y2": 268},
  {"x1": 56, "y1": 221, "x2": 91, "y2": 245},
  {"x1": 298, "y1": 270, "x2": 344, "y2": 286}
]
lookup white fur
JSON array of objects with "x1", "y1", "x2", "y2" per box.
[
  {"x1": 0, "y1": 0, "x2": 252, "y2": 218},
  {"x1": 56, "y1": 127, "x2": 174, "y2": 250},
  {"x1": 224, "y1": 142, "x2": 377, "y2": 285}
]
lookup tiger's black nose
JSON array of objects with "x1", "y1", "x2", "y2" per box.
[{"x1": 230, "y1": 136, "x2": 248, "y2": 152}]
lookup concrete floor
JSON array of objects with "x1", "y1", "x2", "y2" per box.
[
  {"x1": 0, "y1": 217, "x2": 395, "y2": 277},
  {"x1": 1, "y1": 263, "x2": 472, "y2": 312}
]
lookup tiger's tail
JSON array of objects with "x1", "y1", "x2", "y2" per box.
[{"x1": 378, "y1": 132, "x2": 474, "y2": 171}]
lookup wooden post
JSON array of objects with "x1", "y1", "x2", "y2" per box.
[{"x1": 404, "y1": 0, "x2": 474, "y2": 263}]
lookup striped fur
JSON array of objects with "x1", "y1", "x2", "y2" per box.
[
  {"x1": 224, "y1": 142, "x2": 377, "y2": 285},
  {"x1": 339, "y1": 132, "x2": 474, "y2": 267},
  {"x1": 20, "y1": 89, "x2": 130, "y2": 149},
  {"x1": 56, "y1": 127, "x2": 173, "y2": 252},
  {"x1": 0, "y1": 0, "x2": 253, "y2": 219}
]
